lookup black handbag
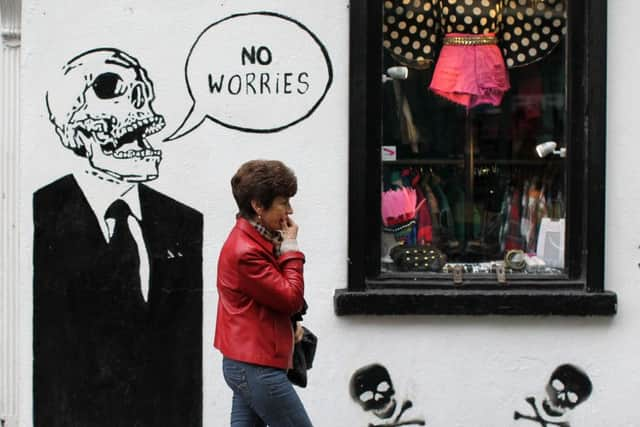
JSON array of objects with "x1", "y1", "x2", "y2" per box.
[
  {"x1": 287, "y1": 326, "x2": 317, "y2": 388},
  {"x1": 389, "y1": 243, "x2": 447, "y2": 272}
]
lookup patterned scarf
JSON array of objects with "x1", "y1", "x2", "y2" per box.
[{"x1": 249, "y1": 218, "x2": 283, "y2": 257}]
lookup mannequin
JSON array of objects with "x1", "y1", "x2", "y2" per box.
[{"x1": 383, "y1": 0, "x2": 566, "y2": 107}]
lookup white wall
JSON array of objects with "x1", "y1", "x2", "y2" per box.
[{"x1": 15, "y1": 0, "x2": 640, "y2": 426}]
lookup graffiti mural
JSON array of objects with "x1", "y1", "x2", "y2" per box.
[
  {"x1": 514, "y1": 364, "x2": 592, "y2": 426},
  {"x1": 350, "y1": 363, "x2": 426, "y2": 427},
  {"x1": 33, "y1": 48, "x2": 203, "y2": 427}
]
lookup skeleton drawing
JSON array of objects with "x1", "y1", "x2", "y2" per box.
[
  {"x1": 350, "y1": 364, "x2": 426, "y2": 427},
  {"x1": 34, "y1": 48, "x2": 203, "y2": 427},
  {"x1": 45, "y1": 48, "x2": 166, "y2": 182},
  {"x1": 513, "y1": 364, "x2": 592, "y2": 426}
]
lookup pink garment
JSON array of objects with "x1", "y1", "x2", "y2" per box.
[
  {"x1": 429, "y1": 33, "x2": 510, "y2": 108},
  {"x1": 381, "y1": 187, "x2": 417, "y2": 227}
]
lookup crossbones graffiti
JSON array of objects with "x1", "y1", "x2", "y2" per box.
[
  {"x1": 46, "y1": 48, "x2": 166, "y2": 183},
  {"x1": 350, "y1": 363, "x2": 426, "y2": 427},
  {"x1": 514, "y1": 364, "x2": 592, "y2": 426}
]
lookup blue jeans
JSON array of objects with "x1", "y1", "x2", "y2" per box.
[{"x1": 222, "y1": 357, "x2": 313, "y2": 427}]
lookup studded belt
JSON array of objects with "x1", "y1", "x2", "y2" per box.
[{"x1": 443, "y1": 34, "x2": 498, "y2": 46}]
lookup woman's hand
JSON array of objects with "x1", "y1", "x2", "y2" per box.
[
  {"x1": 294, "y1": 322, "x2": 304, "y2": 343},
  {"x1": 281, "y1": 216, "x2": 299, "y2": 240}
]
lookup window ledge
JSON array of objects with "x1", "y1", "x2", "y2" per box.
[{"x1": 333, "y1": 288, "x2": 617, "y2": 316}]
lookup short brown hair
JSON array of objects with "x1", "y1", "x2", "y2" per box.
[{"x1": 231, "y1": 160, "x2": 298, "y2": 218}]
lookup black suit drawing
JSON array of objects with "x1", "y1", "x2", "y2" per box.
[{"x1": 34, "y1": 174, "x2": 203, "y2": 427}]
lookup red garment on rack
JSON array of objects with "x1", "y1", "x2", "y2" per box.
[{"x1": 415, "y1": 186, "x2": 433, "y2": 244}]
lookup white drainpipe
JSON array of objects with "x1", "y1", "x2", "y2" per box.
[{"x1": 0, "y1": 0, "x2": 20, "y2": 425}]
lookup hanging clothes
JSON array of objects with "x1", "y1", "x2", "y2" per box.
[
  {"x1": 520, "y1": 179, "x2": 531, "y2": 247},
  {"x1": 383, "y1": 0, "x2": 567, "y2": 107},
  {"x1": 391, "y1": 80, "x2": 421, "y2": 153},
  {"x1": 504, "y1": 187, "x2": 524, "y2": 250},
  {"x1": 547, "y1": 189, "x2": 565, "y2": 219},
  {"x1": 423, "y1": 181, "x2": 442, "y2": 245},
  {"x1": 498, "y1": 185, "x2": 511, "y2": 253},
  {"x1": 525, "y1": 182, "x2": 547, "y2": 252},
  {"x1": 415, "y1": 185, "x2": 433, "y2": 244},
  {"x1": 431, "y1": 180, "x2": 456, "y2": 243}
]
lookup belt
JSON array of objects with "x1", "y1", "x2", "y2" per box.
[{"x1": 443, "y1": 34, "x2": 498, "y2": 46}]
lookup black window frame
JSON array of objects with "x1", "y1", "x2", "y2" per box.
[{"x1": 334, "y1": 0, "x2": 617, "y2": 316}]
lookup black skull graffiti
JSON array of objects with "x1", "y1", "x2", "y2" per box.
[
  {"x1": 350, "y1": 364, "x2": 397, "y2": 419},
  {"x1": 350, "y1": 364, "x2": 426, "y2": 427},
  {"x1": 545, "y1": 364, "x2": 592, "y2": 410},
  {"x1": 514, "y1": 363, "x2": 592, "y2": 427}
]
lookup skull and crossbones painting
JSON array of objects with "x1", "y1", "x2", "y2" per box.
[
  {"x1": 513, "y1": 364, "x2": 592, "y2": 427},
  {"x1": 350, "y1": 364, "x2": 426, "y2": 427},
  {"x1": 45, "y1": 48, "x2": 166, "y2": 182}
]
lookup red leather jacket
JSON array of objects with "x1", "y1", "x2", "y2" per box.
[{"x1": 214, "y1": 217, "x2": 305, "y2": 369}]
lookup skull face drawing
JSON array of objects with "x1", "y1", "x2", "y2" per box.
[
  {"x1": 350, "y1": 364, "x2": 397, "y2": 419},
  {"x1": 349, "y1": 364, "x2": 426, "y2": 427},
  {"x1": 545, "y1": 364, "x2": 592, "y2": 411},
  {"x1": 46, "y1": 48, "x2": 165, "y2": 182},
  {"x1": 514, "y1": 363, "x2": 592, "y2": 427}
]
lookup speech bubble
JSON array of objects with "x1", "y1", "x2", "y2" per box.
[{"x1": 166, "y1": 12, "x2": 333, "y2": 140}]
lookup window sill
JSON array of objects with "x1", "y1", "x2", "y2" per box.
[{"x1": 333, "y1": 288, "x2": 617, "y2": 316}]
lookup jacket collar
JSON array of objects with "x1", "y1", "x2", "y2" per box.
[
  {"x1": 73, "y1": 172, "x2": 142, "y2": 242},
  {"x1": 235, "y1": 217, "x2": 275, "y2": 254}
]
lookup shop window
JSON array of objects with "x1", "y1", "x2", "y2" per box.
[{"x1": 334, "y1": 0, "x2": 616, "y2": 315}]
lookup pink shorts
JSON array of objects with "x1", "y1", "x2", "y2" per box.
[{"x1": 429, "y1": 33, "x2": 510, "y2": 108}]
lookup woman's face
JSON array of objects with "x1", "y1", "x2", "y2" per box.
[{"x1": 256, "y1": 196, "x2": 293, "y2": 232}]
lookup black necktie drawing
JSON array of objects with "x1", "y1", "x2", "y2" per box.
[{"x1": 105, "y1": 199, "x2": 143, "y2": 300}]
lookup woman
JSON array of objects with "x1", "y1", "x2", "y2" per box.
[{"x1": 214, "y1": 160, "x2": 313, "y2": 426}]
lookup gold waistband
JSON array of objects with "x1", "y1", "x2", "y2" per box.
[{"x1": 443, "y1": 35, "x2": 498, "y2": 46}]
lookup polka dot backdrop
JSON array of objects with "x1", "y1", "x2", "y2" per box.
[{"x1": 383, "y1": 0, "x2": 566, "y2": 69}]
